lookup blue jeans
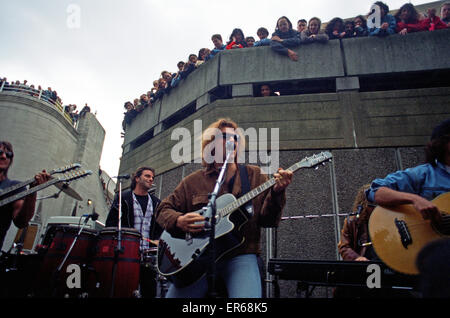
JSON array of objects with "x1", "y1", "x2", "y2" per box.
[{"x1": 166, "y1": 254, "x2": 262, "y2": 298}]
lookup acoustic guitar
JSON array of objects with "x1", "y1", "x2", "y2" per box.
[{"x1": 368, "y1": 192, "x2": 450, "y2": 275}]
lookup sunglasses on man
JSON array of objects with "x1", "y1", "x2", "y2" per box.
[
  {"x1": 0, "y1": 149, "x2": 13, "y2": 159},
  {"x1": 219, "y1": 132, "x2": 240, "y2": 142}
]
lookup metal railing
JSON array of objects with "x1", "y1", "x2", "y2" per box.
[{"x1": 0, "y1": 82, "x2": 74, "y2": 126}]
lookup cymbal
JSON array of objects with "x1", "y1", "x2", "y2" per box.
[{"x1": 54, "y1": 182, "x2": 83, "y2": 201}]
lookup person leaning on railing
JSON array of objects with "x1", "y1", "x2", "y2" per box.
[
  {"x1": 367, "y1": 1, "x2": 397, "y2": 37},
  {"x1": 300, "y1": 17, "x2": 329, "y2": 44},
  {"x1": 270, "y1": 16, "x2": 301, "y2": 62}
]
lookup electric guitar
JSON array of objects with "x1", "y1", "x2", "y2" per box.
[
  {"x1": 157, "y1": 151, "x2": 333, "y2": 287},
  {"x1": 368, "y1": 192, "x2": 450, "y2": 275},
  {"x1": 0, "y1": 168, "x2": 92, "y2": 207},
  {"x1": 0, "y1": 163, "x2": 81, "y2": 198}
]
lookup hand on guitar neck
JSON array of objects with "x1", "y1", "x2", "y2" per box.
[
  {"x1": 374, "y1": 187, "x2": 442, "y2": 224},
  {"x1": 272, "y1": 168, "x2": 293, "y2": 193},
  {"x1": 30, "y1": 170, "x2": 52, "y2": 188},
  {"x1": 12, "y1": 170, "x2": 52, "y2": 228}
]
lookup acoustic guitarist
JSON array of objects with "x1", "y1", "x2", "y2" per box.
[
  {"x1": 366, "y1": 118, "x2": 450, "y2": 227},
  {"x1": 366, "y1": 118, "x2": 450, "y2": 297},
  {"x1": 156, "y1": 118, "x2": 293, "y2": 298},
  {"x1": 0, "y1": 141, "x2": 51, "y2": 250}
]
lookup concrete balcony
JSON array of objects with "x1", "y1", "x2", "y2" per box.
[{"x1": 120, "y1": 28, "x2": 450, "y2": 177}]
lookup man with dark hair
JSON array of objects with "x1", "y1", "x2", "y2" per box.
[
  {"x1": 297, "y1": 19, "x2": 307, "y2": 33},
  {"x1": 254, "y1": 27, "x2": 271, "y2": 47},
  {"x1": 209, "y1": 34, "x2": 226, "y2": 59},
  {"x1": 105, "y1": 166, "x2": 163, "y2": 298},
  {"x1": 0, "y1": 141, "x2": 51, "y2": 250}
]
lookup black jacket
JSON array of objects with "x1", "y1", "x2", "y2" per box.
[{"x1": 105, "y1": 189, "x2": 163, "y2": 240}]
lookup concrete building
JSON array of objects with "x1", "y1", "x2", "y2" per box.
[
  {"x1": 0, "y1": 87, "x2": 114, "y2": 253},
  {"x1": 119, "y1": 27, "x2": 450, "y2": 298}
]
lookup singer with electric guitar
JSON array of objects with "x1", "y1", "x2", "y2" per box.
[
  {"x1": 156, "y1": 118, "x2": 294, "y2": 298},
  {"x1": 0, "y1": 141, "x2": 52, "y2": 250}
]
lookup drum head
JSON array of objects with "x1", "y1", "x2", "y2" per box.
[
  {"x1": 53, "y1": 225, "x2": 98, "y2": 236},
  {"x1": 99, "y1": 227, "x2": 141, "y2": 238}
]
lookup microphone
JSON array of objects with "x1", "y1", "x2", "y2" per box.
[
  {"x1": 226, "y1": 140, "x2": 235, "y2": 153},
  {"x1": 112, "y1": 174, "x2": 130, "y2": 179}
]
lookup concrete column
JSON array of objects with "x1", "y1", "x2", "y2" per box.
[
  {"x1": 196, "y1": 93, "x2": 211, "y2": 110},
  {"x1": 154, "y1": 122, "x2": 163, "y2": 135}
]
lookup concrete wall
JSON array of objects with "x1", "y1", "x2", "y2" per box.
[
  {"x1": 120, "y1": 86, "x2": 450, "y2": 178},
  {"x1": 122, "y1": 28, "x2": 450, "y2": 151},
  {"x1": 0, "y1": 92, "x2": 108, "y2": 252}
]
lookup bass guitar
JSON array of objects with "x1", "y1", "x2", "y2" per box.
[
  {"x1": 368, "y1": 192, "x2": 450, "y2": 275},
  {"x1": 0, "y1": 168, "x2": 92, "y2": 207},
  {"x1": 157, "y1": 151, "x2": 333, "y2": 287}
]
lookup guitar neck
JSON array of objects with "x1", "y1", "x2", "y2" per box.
[
  {"x1": 218, "y1": 161, "x2": 307, "y2": 218},
  {"x1": 0, "y1": 177, "x2": 36, "y2": 198},
  {"x1": 0, "y1": 164, "x2": 80, "y2": 198},
  {"x1": 0, "y1": 179, "x2": 60, "y2": 207}
]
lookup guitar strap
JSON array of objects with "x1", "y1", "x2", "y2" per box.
[{"x1": 238, "y1": 164, "x2": 254, "y2": 216}]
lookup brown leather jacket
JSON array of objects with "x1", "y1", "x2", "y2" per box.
[
  {"x1": 156, "y1": 165, "x2": 286, "y2": 256},
  {"x1": 338, "y1": 216, "x2": 370, "y2": 261}
]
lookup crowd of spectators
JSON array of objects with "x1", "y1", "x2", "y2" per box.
[
  {"x1": 0, "y1": 77, "x2": 92, "y2": 127},
  {"x1": 120, "y1": 1, "x2": 450, "y2": 131}
]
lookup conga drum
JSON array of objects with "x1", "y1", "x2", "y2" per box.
[
  {"x1": 90, "y1": 227, "x2": 141, "y2": 298},
  {"x1": 34, "y1": 225, "x2": 98, "y2": 297}
]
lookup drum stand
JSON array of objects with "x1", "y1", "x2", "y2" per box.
[{"x1": 51, "y1": 213, "x2": 98, "y2": 297}]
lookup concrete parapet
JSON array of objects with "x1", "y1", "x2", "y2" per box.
[
  {"x1": 219, "y1": 40, "x2": 344, "y2": 85},
  {"x1": 342, "y1": 28, "x2": 450, "y2": 75}
]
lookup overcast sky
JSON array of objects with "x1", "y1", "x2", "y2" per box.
[{"x1": 0, "y1": 0, "x2": 433, "y2": 177}]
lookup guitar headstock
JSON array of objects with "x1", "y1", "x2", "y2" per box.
[
  {"x1": 56, "y1": 169, "x2": 93, "y2": 182},
  {"x1": 298, "y1": 151, "x2": 333, "y2": 169},
  {"x1": 51, "y1": 163, "x2": 82, "y2": 174}
]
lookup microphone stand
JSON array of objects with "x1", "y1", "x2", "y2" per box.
[
  {"x1": 205, "y1": 141, "x2": 234, "y2": 298},
  {"x1": 110, "y1": 175, "x2": 128, "y2": 297}
]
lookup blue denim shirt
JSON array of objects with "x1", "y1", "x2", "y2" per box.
[
  {"x1": 366, "y1": 161, "x2": 450, "y2": 203},
  {"x1": 254, "y1": 38, "x2": 271, "y2": 47},
  {"x1": 368, "y1": 14, "x2": 397, "y2": 36},
  {"x1": 207, "y1": 44, "x2": 226, "y2": 60}
]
